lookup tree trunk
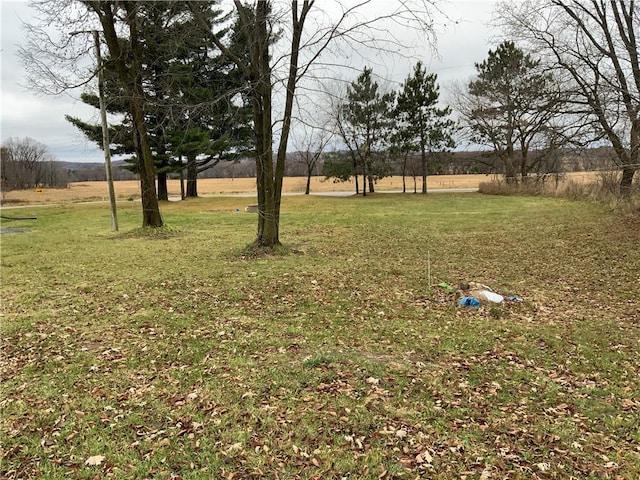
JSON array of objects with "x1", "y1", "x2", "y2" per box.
[
  {"x1": 179, "y1": 157, "x2": 185, "y2": 200},
  {"x1": 402, "y1": 162, "x2": 407, "y2": 193},
  {"x1": 157, "y1": 171, "x2": 168, "y2": 201},
  {"x1": 186, "y1": 154, "x2": 198, "y2": 198},
  {"x1": 615, "y1": 140, "x2": 638, "y2": 196},
  {"x1": 503, "y1": 141, "x2": 517, "y2": 183},
  {"x1": 520, "y1": 149, "x2": 529, "y2": 184},
  {"x1": 620, "y1": 166, "x2": 636, "y2": 196},
  {"x1": 421, "y1": 150, "x2": 428, "y2": 194},
  {"x1": 253, "y1": 1, "x2": 278, "y2": 247},
  {"x1": 97, "y1": 2, "x2": 162, "y2": 228},
  {"x1": 305, "y1": 169, "x2": 311, "y2": 195},
  {"x1": 361, "y1": 151, "x2": 369, "y2": 197},
  {"x1": 361, "y1": 171, "x2": 367, "y2": 197},
  {"x1": 131, "y1": 118, "x2": 162, "y2": 227},
  {"x1": 130, "y1": 9, "x2": 162, "y2": 227},
  {"x1": 368, "y1": 174, "x2": 375, "y2": 193}
]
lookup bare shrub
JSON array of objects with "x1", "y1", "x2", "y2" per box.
[
  {"x1": 478, "y1": 178, "x2": 546, "y2": 196},
  {"x1": 552, "y1": 173, "x2": 639, "y2": 212},
  {"x1": 480, "y1": 172, "x2": 639, "y2": 214},
  {"x1": 478, "y1": 180, "x2": 502, "y2": 195},
  {"x1": 558, "y1": 180, "x2": 591, "y2": 201},
  {"x1": 597, "y1": 171, "x2": 622, "y2": 197}
]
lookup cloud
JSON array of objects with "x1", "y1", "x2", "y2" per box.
[{"x1": 1, "y1": 1, "x2": 105, "y2": 162}]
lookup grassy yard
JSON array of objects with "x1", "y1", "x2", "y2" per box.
[{"x1": 1, "y1": 193, "x2": 639, "y2": 479}]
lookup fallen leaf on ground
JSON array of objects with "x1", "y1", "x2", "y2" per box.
[{"x1": 85, "y1": 455, "x2": 105, "y2": 466}]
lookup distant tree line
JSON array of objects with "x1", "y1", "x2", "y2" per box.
[
  {"x1": 65, "y1": 164, "x2": 137, "y2": 183},
  {"x1": 42, "y1": 144, "x2": 622, "y2": 186}
]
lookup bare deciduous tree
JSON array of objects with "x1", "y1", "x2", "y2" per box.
[
  {"x1": 290, "y1": 124, "x2": 333, "y2": 194},
  {"x1": 0, "y1": 137, "x2": 67, "y2": 199},
  {"x1": 496, "y1": 0, "x2": 640, "y2": 193}
]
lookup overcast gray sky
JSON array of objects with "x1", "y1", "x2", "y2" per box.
[{"x1": 0, "y1": 0, "x2": 498, "y2": 163}]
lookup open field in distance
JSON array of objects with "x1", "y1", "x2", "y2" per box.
[{"x1": 1, "y1": 172, "x2": 602, "y2": 205}]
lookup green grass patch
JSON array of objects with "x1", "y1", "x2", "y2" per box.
[{"x1": 2, "y1": 193, "x2": 639, "y2": 479}]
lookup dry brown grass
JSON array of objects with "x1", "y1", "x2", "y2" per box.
[
  {"x1": 2, "y1": 172, "x2": 604, "y2": 205},
  {"x1": 478, "y1": 171, "x2": 639, "y2": 213},
  {"x1": 2, "y1": 175, "x2": 489, "y2": 205}
]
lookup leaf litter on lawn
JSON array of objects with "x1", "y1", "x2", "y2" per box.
[{"x1": 1, "y1": 194, "x2": 639, "y2": 479}]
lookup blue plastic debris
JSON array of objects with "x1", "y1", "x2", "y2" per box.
[
  {"x1": 458, "y1": 296, "x2": 481, "y2": 307},
  {"x1": 507, "y1": 295, "x2": 523, "y2": 302}
]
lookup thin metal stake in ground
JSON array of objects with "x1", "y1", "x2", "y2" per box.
[{"x1": 427, "y1": 249, "x2": 432, "y2": 292}]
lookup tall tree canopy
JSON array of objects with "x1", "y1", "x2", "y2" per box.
[
  {"x1": 338, "y1": 67, "x2": 395, "y2": 196},
  {"x1": 83, "y1": 1, "x2": 164, "y2": 227},
  {"x1": 458, "y1": 41, "x2": 567, "y2": 182},
  {"x1": 395, "y1": 61, "x2": 455, "y2": 193},
  {"x1": 66, "y1": 1, "x2": 252, "y2": 201}
]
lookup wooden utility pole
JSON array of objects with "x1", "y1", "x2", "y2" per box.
[
  {"x1": 93, "y1": 30, "x2": 118, "y2": 231},
  {"x1": 70, "y1": 29, "x2": 119, "y2": 231}
]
